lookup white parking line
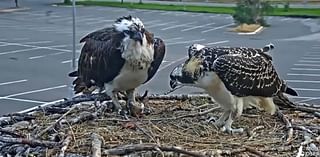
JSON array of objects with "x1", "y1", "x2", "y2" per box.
[
  {"x1": 205, "y1": 40, "x2": 229, "y2": 45},
  {"x1": 0, "y1": 41, "x2": 72, "y2": 54},
  {"x1": 302, "y1": 57, "x2": 320, "y2": 60},
  {"x1": 86, "y1": 19, "x2": 114, "y2": 25},
  {"x1": 161, "y1": 22, "x2": 195, "y2": 31},
  {"x1": 61, "y1": 58, "x2": 79, "y2": 64},
  {"x1": 167, "y1": 39, "x2": 206, "y2": 46},
  {"x1": 293, "y1": 88, "x2": 320, "y2": 92},
  {"x1": 0, "y1": 79, "x2": 27, "y2": 86},
  {"x1": 298, "y1": 60, "x2": 320, "y2": 63},
  {"x1": 294, "y1": 63, "x2": 320, "y2": 67},
  {"x1": 287, "y1": 73, "x2": 320, "y2": 77},
  {"x1": 3, "y1": 85, "x2": 67, "y2": 98},
  {"x1": 304, "y1": 54, "x2": 320, "y2": 57},
  {"x1": 0, "y1": 97, "x2": 47, "y2": 104},
  {"x1": 291, "y1": 68, "x2": 320, "y2": 71},
  {"x1": 148, "y1": 22, "x2": 177, "y2": 28},
  {"x1": 158, "y1": 56, "x2": 188, "y2": 71},
  {"x1": 0, "y1": 47, "x2": 41, "y2": 56},
  {"x1": 164, "y1": 37, "x2": 183, "y2": 42},
  {"x1": 181, "y1": 22, "x2": 216, "y2": 32},
  {"x1": 29, "y1": 55, "x2": 45, "y2": 60},
  {"x1": 296, "y1": 97, "x2": 320, "y2": 103},
  {"x1": 22, "y1": 41, "x2": 53, "y2": 45},
  {"x1": 201, "y1": 23, "x2": 234, "y2": 33},
  {"x1": 143, "y1": 20, "x2": 162, "y2": 25},
  {"x1": 286, "y1": 80, "x2": 320, "y2": 83}
]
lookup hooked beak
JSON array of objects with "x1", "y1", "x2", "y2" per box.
[{"x1": 132, "y1": 31, "x2": 143, "y2": 45}]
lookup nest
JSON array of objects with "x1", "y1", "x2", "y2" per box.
[{"x1": 0, "y1": 93, "x2": 319, "y2": 157}]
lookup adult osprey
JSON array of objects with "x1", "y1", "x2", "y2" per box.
[
  {"x1": 69, "y1": 15, "x2": 166, "y2": 115},
  {"x1": 169, "y1": 43, "x2": 298, "y2": 133}
]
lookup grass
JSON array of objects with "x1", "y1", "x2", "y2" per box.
[{"x1": 64, "y1": 1, "x2": 320, "y2": 17}]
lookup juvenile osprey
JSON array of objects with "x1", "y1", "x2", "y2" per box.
[
  {"x1": 169, "y1": 44, "x2": 298, "y2": 133},
  {"x1": 69, "y1": 15, "x2": 166, "y2": 114}
]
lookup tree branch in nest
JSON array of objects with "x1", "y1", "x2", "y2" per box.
[
  {"x1": 102, "y1": 143, "x2": 206, "y2": 157},
  {"x1": 0, "y1": 128, "x2": 25, "y2": 138},
  {"x1": 243, "y1": 146, "x2": 273, "y2": 157},
  {"x1": 0, "y1": 136, "x2": 59, "y2": 148},
  {"x1": 274, "y1": 94, "x2": 320, "y2": 114},
  {"x1": 58, "y1": 133, "x2": 72, "y2": 157},
  {"x1": 91, "y1": 133, "x2": 103, "y2": 157},
  {"x1": 36, "y1": 106, "x2": 76, "y2": 138},
  {"x1": 145, "y1": 106, "x2": 220, "y2": 121},
  {"x1": 276, "y1": 110, "x2": 293, "y2": 143}
]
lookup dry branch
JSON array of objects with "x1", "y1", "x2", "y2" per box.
[
  {"x1": 0, "y1": 136, "x2": 59, "y2": 148},
  {"x1": 276, "y1": 110, "x2": 293, "y2": 143},
  {"x1": 243, "y1": 146, "x2": 273, "y2": 157},
  {"x1": 0, "y1": 128, "x2": 24, "y2": 138},
  {"x1": 91, "y1": 133, "x2": 103, "y2": 157},
  {"x1": 58, "y1": 134, "x2": 72, "y2": 157},
  {"x1": 102, "y1": 143, "x2": 206, "y2": 157},
  {"x1": 36, "y1": 106, "x2": 76, "y2": 138}
]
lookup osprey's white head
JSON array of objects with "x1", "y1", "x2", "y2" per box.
[{"x1": 113, "y1": 15, "x2": 145, "y2": 44}]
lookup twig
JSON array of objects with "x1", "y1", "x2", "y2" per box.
[
  {"x1": 102, "y1": 143, "x2": 206, "y2": 157},
  {"x1": 67, "y1": 111, "x2": 98, "y2": 125},
  {"x1": 243, "y1": 146, "x2": 273, "y2": 157},
  {"x1": 275, "y1": 94, "x2": 320, "y2": 113},
  {"x1": 276, "y1": 110, "x2": 293, "y2": 143},
  {"x1": 296, "y1": 145, "x2": 303, "y2": 157},
  {"x1": 0, "y1": 136, "x2": 59, "y2": 148},
  {"x1": 0, "y1": 128, "x2": 24, "y2": 138},
  {"x1": 58, "y1": 133, "x2": 72, "y2": 157},
  {"x1": 91, "y1": 133, "x2": 103, "y2": 157},
  {"x1": 36, "y1": 106, "x2": 76, "y2": 138}
]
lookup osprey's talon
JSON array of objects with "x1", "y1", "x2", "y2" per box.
[{"x1": 221, "y1": 126, "x2": 244, "y2": 134}]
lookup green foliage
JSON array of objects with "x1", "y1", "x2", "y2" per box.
[
  {"x1": 64, "y1": 0, "x2": 72, "y2": 4},
  {"x1": 232, "y1": 0, "x2": 274, "y2": 26},
  {"x1": 283, "y1": 1, "x2": 290, "y2": 12}
]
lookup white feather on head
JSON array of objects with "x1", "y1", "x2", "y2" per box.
[{"x1": 113, "y1": 15, "x2": 144, "y2": 32}]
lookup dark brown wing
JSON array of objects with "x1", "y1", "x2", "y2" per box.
[
  {"x1": 80, "y1": 27, "x2": 115, "y2": 43},
  {"x1": 212, "y1": 53, "x2": 286, "y2": 97},
  {"x1": 144, "y1": 37, "x2": 166, "y2": 83},
  {"x1": 70, "y1": 28, "x2": 126, "y2": 94}
]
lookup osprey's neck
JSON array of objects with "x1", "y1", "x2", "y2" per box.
[{"x1": 121, "y1": 35, "x2": 154, "y2": 70}]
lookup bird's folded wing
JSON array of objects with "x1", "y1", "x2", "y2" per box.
[
  {"x1": 144, "y1": 37, "x2": 166, "y2": 83},
  {"x1": 80, "y1": 27, "x2": 115, "y2": 43},
  {"x1": 78, "y1": 29, "x2": 125, "y2": 88},
  {"x1": 212, "y1": 54, "x2": 284, "y2": 97}
]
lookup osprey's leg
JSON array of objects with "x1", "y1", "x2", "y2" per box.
[
  {"x1": 213, "y1": 110, "x2": 230, "y2": 128},
  {"x1": 126, "y1": 89, "x2": 144, "y2": 117},
  {"x1": 126, "y1": 89, "x2": 135, "y2": 115},
  {"x1": 221, "y1": 98, "x2": 244, "y2": 134}
]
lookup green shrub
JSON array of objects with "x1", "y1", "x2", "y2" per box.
[
  {"x1": 283, "y1": 1, "x2": 290, "y2": 12},
  {"x1": 232, "y1": 0, "x2": 274, "y2": 26},
  {"x1": 64, "y1": 0, "x2": 72, "y2": 4}
]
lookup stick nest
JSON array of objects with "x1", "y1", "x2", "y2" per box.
[{"x1": 0, "y1": 94, "x2": 319, "y2": 157}]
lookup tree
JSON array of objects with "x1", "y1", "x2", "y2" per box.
[
  {"x1": 64, "y1": 0, "x2": 71, "y2": 4},
  {"x1": 232, "y1": 0, "x2": 273, "y2": 26}
]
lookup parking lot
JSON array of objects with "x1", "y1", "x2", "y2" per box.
[{"x1": 0, "y1": 4, "x2": 320, "y2": 115}]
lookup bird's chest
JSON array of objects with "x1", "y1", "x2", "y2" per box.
[
  {"x1": 112, "y1": 62, "x2": 150, "y2": 91},
  {"x1": 197, "y1": 72, "x2": 236, "y2": 108}
]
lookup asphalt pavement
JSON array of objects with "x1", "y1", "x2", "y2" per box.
[{"x1": 0, "y1": 0, "x2": 320, "y2": 115}]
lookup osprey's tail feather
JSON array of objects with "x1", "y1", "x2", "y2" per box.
[
  {"x1": 68, "y1": 71, "x2": 95, "y2": 94},
  {"x1": 285, "y1": 86, "x2": 298, "y2": 96}
]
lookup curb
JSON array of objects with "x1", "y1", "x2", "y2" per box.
[
  {"x1": 237, "y1": 26, "x2": 264, "y2": 35},
  {"x1": 0, "y1": 7, "x2": 30, "y2": 13}
]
